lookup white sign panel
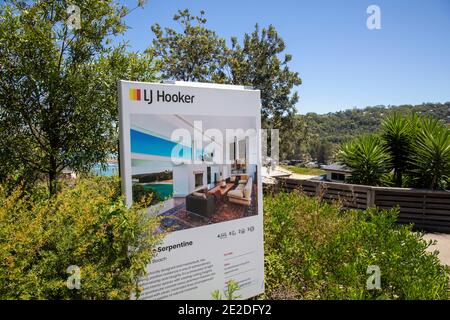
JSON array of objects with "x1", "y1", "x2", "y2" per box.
[{"x1": 118, "y1": 80, "x2": 264, "y2": 300}]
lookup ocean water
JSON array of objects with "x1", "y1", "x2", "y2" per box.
[{"x1": 92, "y1": 163, "x2": 119, "y2": 177}]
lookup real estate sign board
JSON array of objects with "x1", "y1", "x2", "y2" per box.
[{"x1": 118, "y1": 80, "x2": 264, "y2": 300}]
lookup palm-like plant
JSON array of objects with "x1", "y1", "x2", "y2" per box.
[
  {"x1": 381, "y1": 113, "x2": 412, "y2": 187},
  {"x1": 339, "y1": 135, "x2": 392, "y2": 186},
  {"x1": 408, "y1": 117, "x2": 450, "y2": 190}
]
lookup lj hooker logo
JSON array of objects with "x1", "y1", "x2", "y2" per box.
[
  {"x1": 129, "y1": 88, "x2": 195, "y2": 105},
  {"x1": 129, "y1": 88, "x2": 142, "y2": 101}
]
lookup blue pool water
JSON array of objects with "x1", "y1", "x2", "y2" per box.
[
  {"x1": 143, "y1": 183, "x2": 173, "y2": 199},
  {"x1": 92, "y1": 163, "x2": 119, "y2": 176}
]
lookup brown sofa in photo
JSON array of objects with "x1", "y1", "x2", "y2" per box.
[
  {"x1": 227, "y1": 177, "x2": 253, "y2": 206},
  {"x1": 186, "y1": 191, "x2": 216, "y2": 218},
  {"x1": 226, "y1": 174, "x2": 248, "y2": 185}
]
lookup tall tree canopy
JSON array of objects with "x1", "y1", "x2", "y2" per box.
[
  {"x1": 228, "y1": 25, "x2": 302, "y2": 158},
  {"x1": 149, "y1": 9, "x2": 302, "y2": 158},
  {"x1": 228, "y1": 25, "x2": 301, "y2": 129},
  {"x1": 150, "y1": 9, "x2": 228, "y2": 82},
  {"x1": 0, "y1": 0, "x2": 159, "y2": 194}
]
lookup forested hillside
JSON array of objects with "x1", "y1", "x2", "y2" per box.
[
  {"x1": 303, "y1": 102, "x2": 450, "y2": 145},
  {"x1": 286, "y1": 102, "x2": 450, "y2": 161}
]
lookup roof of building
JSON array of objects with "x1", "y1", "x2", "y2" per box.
[
  {"x1": 320, "y1": 163, "x2": 352, "y2": 173},
  {"x1": 261, "y1": 166, "x2": 291, "y2": 178}
]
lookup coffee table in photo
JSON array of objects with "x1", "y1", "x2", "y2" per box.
[{"x1": 208, "y1": 183, "x2": 235, "y2": 201}]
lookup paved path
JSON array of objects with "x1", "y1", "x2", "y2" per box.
[
  {"x1": 423, "y1": 233, "x2": 450, "y2": 266},
  {"x1": 275, "y1": 166, "x2": 320, "y2": 181}
]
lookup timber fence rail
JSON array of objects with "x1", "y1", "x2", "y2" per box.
[{"x1": 276, "y1": 178, "x2": 450, "y2": 233}]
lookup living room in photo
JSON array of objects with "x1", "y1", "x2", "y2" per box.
[{"x1": 130, "y1": 114, "x2": 259, "y2": 232}]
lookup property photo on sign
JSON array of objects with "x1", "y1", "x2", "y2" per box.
[
  {"x1": 1, "y1": 0, "x2": 450, "y2": 308},
  {"x1": 130, "y1": 114, "x2": 259, "y2": 231},
  {"x1": 119, "y1": 80, "x2": 264, "y2": 300}
]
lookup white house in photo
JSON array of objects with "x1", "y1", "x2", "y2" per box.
[
  {"x1": 119, "y1": 80, "x2": 264, "y2": 300},
  {"x1": 320, "y1": 163, "x2": 352, "y2": 182},
  {"x1": 130, "y1": 114, "x2": 258, "y2": 198}
]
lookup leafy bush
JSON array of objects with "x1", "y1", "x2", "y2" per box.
[
  {"x1": 408, "y1": 116, "x2": 450, "y2": 190},
  {"x1": 339, "y1": 135, "x2": 392, "y2": 186},
  {"x1": 381, "y1": 113, "x2": 413, "y2": 187},
  {"x1": 340, "y1": 113, "x2": 450, "y2": 189},
  {"x1": 263, "y1": 191, "x2": 449, "y2": 299},
  {"x1": 132, "y1": 184, "x2": 160, "y2": 206},
  {"x1": 0, "y1": 176, "x2": 161, "y2": 299},
  {"x1": 138, "y1": 171, "x2": 173, "y2": 183},
  {"x1": 211, "y1": 280, "x2": 242, "y2": 300}
]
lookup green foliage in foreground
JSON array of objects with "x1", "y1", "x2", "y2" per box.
[
  {"x1": 132, "y1": 184, "x2": 160, "y2": 207},
  {"x1": 263, "y1": 192, "x2": 450, "y2": 300},
  {"x1": 0, "y1": 176, "x2": 161, "y2": 299},
  {"x1": 211, "y1": 280, "x2": 242, "y2": 300}
]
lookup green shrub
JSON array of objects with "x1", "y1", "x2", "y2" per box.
[
  {"x1": 211, "y1": 280, "x2": 241, "y2": 300},
  {"x1": 263, "y1": 191, "x2": 449, "y2": 299},
  {"x1": 138, "y1": 171, "x2": 173, "y2": 183},
  {"x1": 132, "y1": 184, "x2": 160, "y2": 206},
  {"x1": 0, "y1": 176, "x2": 162, "y2": 299},
  {"x1": 381, "y1": 112, "x2": 413, "y2": 187},
  {"x1": 339, "y1": 113, "x2": 450, "y2": 189},
  {"x1": 338, "y1": 135, "x2": 392, "y2": 186},
  {"x1": 408, "y1": 116, "x2": 450, "y2": 190}
]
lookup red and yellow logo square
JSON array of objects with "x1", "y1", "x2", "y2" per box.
[{"x1": 129, "y1": 88, "x2": 141, "y2": 101}]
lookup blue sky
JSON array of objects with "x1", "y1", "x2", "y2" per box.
[{"x1": 117, "y1": 0, "x2": 450, "y2": 114}]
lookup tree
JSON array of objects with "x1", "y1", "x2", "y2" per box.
[
  {"x1": 284, "y1": 117, "x2": 311, "y2": 160},
  {"x1": 149, "y1": 9, "x2": 228, "y2": 82},
  {"x1": 228, "y1": 24, "x2": 301, "y2": 125},
  {"x1": 295, "y1": 102, "x2": 450, "y2": 153},
  {"x1": 149, "y1": 10, "x2": 302, "y2": 158},
  {"x1": 381, "y1": 113, "x2": 413, "y2": 187},
  {"x1": 339, "y1": 135, "x2": 392, "y2": 186},
  {"x1": 308, "y1": 140, "x2": 332, "y2": 164},
  {"x1": 227, "y1": 24, "x2": 302, "y2": 157},
  {"x1": 317, "y1": 141, "x2": 332, "y2": 165},
  {"x1": 0, "y1": 1, "x2": 159, "y2": 194},
  {"x1": 338, "y1": 113, "x2": 450, "y2": 189},
  {"x1": 408, "y1": 116, "x2": 450, "y2": 190}
]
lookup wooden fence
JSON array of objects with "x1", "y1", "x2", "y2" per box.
[{"x1": 276, "y1": 178, "x2": 450, "y2": 233}]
